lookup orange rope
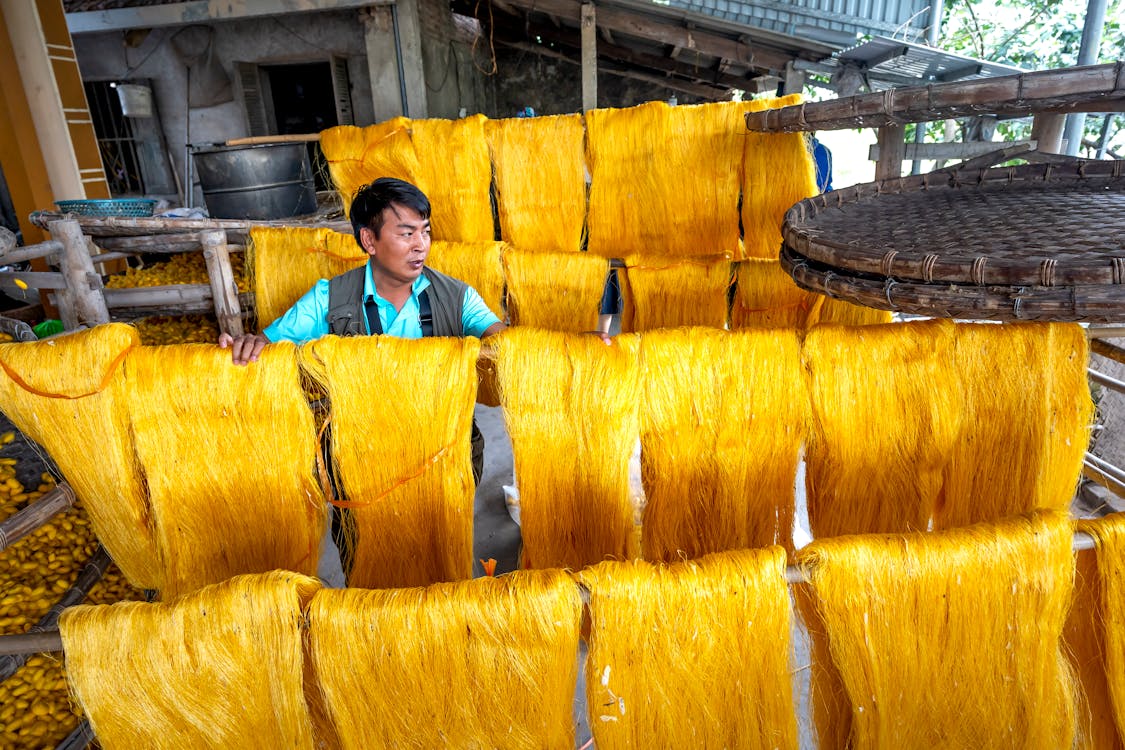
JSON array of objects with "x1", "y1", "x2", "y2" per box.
[
  {"x1": 327, "y1": 443, "x2": 452, "y2": 509},
  {"x1": 0, "y1": 344, "x2": 134, "y2": 399}
]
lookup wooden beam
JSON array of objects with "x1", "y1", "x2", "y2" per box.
[
  {"x1": 494, "y1": 0, "x2": 794, "y2": 73},
  {"x1": 66, "y1": 0, "x2": 388, "y2": 34},
  {"x1": 581, "y1": 3, "x2": 597, "y2": 112},
  {"x1": 868, "y1": 139, "x2": 1038, "y2": 161},
  {"x1": 600, "y1": 26, "x2": 614, "y2": 45},
  {"x1": 875, "y1": 124, "x2": 905, "y2": 181}
]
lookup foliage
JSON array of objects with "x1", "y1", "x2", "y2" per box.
[{"x1": 939, "y1": 0, "x2": 1124, "y2": 155}]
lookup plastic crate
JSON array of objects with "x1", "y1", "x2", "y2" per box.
[{"x1": 55, "y1": 199, "x2": 157, "y2": 217}]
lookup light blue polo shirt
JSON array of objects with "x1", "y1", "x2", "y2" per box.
[{"x1": 263, "y1": 262, "x2": 501, "y2": 343}]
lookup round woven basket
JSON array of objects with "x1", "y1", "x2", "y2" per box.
[{"x1": 782, "y1": 160, "x2": 1125, "y2": 322}]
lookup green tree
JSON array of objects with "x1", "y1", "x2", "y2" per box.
[{"x1": 939, "y1": 0, "x2": 1124, "y2": 155}]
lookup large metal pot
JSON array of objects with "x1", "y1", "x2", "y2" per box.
[{"x1": 191, "y1": 142, "x2": 317, "y2": 220}]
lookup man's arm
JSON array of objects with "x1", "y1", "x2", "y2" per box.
[
  {"x1": 218, "y1": 332, "x2": 270, "y2": 365},
  {"x1": 481, "y1": 321, "x2": 507, "y2": 338}
]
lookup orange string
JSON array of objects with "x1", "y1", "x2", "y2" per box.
[
  {"x1": 328, "y1": 443, "x2": 453, "y2": 509},
  {"x1": 0, "y1": 344, "x2": 133, "y2": 399}
]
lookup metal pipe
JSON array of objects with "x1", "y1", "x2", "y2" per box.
[
  {"x1": 391, "y1": 4, "x2": 410, "y2": 118},
  {"x1": 1089, "y1": 367, "x2": 1125, "y2": 395},
  {"x1": 1062, "y1": 0, "x2": 1109, "y2": 156},
  {"x1": 0, "y1": 484, "x2": 76, "y2": 553}
]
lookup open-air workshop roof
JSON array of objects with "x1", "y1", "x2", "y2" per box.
[{"x1": 63, "y1": 0, "x2": 941, "y2": 100}]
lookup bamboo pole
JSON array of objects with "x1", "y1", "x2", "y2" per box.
[
  {"x1": 0, "y1": 239, "x2": 63, "y2": 265},
  {"x1": 0, "y1": 529, "x2": 1103, "y2": 658},
  {"x1": 0, "y1": 484, "x2": 76, "y2": 553},
  {"x1": 225, "y1": 134, "x2": 320, "y2": 146},
  {"x1": 0, "y1": 546, "x2": 111, "y2": 676},
  {"x1": 200, "y1": 229, "x2": 244, "y2": 338},
  {"x1": 47, "y1": 220, "x2": 109, "y2": 329},
  {"x1": 1084, "y1": 458, "x2": 1125, "y2": 499},
  {"x1": 1090, "y1": 337, "x2": 1125, "y2": 367},
  {"x1": 54, "y1": 721, "x2": 94, "y2": 750}
]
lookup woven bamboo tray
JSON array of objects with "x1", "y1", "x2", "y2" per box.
[
  {"x1": 780, "y1": 160, "x2": 1125, "y2": 322},
  {"x1": 781, "y1": 244, "x2": 1125, "y2": 322}
]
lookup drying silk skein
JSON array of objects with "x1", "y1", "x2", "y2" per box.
[
  {"x1": 495, "y1": 327, "x2": 641, "y2": 570},
  {"x1": 730, "y1": 258, "x2": 819, "y2": 329},
  {"x1": 638, "y1": 327, "x2": 805, "y2": 560},
  {"x1": 619, "y1": 254, "x2": 731, "y2": 332},
  {"x1": 427, "y1": 240, "x2": 507, "y2": 320},
  {"x1": 308, "y1": 569, "x2": 581, "y2": 749},
  {"x1": 485, "y1": 113, "x2": 587, "y2": 252},
  {"x1": 126, "y1": 342, "x2": 325, "y2": 599},
  {"x1": 320, "y1": 118, "x2": 416, "y2": 216},
  {"x1": 300, "y1": 335, "x2": 480, "y2": 588},
  {"x1": 0, "y1": 324, "x2": 158, "y2": 588},
  {"x1": 580, "y1": 548, "x2": 797, "y2": 750},
  {"x1": 797, "y1": 511, "x2": 1077, "y2": 750},
  {"x1": 502, "y1": 248, "x2": 609, "y2": 332},
  {"x1": 60, "y1": 571, "x2": 321, "y2": 749}
]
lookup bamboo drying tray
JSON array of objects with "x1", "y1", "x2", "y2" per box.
[{"x1": 780, "y1": 160, "x2": 1125, "y2": 322}]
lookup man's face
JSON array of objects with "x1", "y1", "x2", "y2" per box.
[{"x1": 360, "y1": 203, "x2": 431, "y2": 285}]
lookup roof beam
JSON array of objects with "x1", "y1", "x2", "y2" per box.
[
  {"x1": 66, "y1": 0, "x2": 385, "y2": 34},
  {"x1": 493, "y1": 0, "x2": 795, "y2": 73}
]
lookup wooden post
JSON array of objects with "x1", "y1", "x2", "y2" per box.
[
  {"x1": 200, "y1": 229, "x2": 244, "y2": 338},
  {"x1": 47, "y1": 219, "x2": 108, "y2": 329},
  {"x1": 1032, "y1": 113, "x2": 1066, "y2": 154},
  {"x1": 581, "y1": 3, "x2": 598, "y2": 112},
  {"x1": 0, "y1": 484, "x2": 75, "y2": 553},
  {"x1": 875, "y1": 124, "x2": 906, "y2": 181}
]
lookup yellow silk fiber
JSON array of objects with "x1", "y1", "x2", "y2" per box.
[
  {"x1": 495, "y1": 327, "x2": 641, "y2": 569},
  {"x1": 250, "y1": 226, "x2": 366, "y2": 329},
  {"x1": 802, "y1": 319, "x2": 962, "y2": 537},
  {"x1": 935, "y1": 323, "x2": 1093, "y2": 528},
  {"x1": 0, "y1": 324, "x2": 159, "y2": 589},
  {"x1": 485, "y1": 114, "x2": 587, "y2": 252},
  {"x1": 1074, "y1": 514, "x2": 1125, "y2": 746},
  {"x1": 807, "y1": 295, "x2": 894, "y2": 327},
  {"x1": 741, "y1": 95, "x2": 817, "y2": 261},
  {"x1": 502, "y1": 248, "x2": 608, "y2": 332},
  {"x1": 126, "y1": 343, "x2": 326, "y2": 600},
  {"x1": 797, "y1": 511, "x2": 1077, "y2": 750},
  {"x1": 638, "y1": 328, "x2": 805, "y2": 560},
  {"x1": 585, "y1": 101, "x2": 746, "y2": 258},
  {"x1": 428, "y1": 240, "x2": 507, "y2": 320},
  {"x1": 300, "y1": 335, "x2": 480, "y2": 588},
  {"x1": 620, "y1": 254, "x2": 731, "y2": 332},
  {"x1": 308, "y1": 569, "x2": 582, "y2": 749},
  {"x1": 321, "y1": 118, "x2": 417, "y2": 215},
  {"x1": 730, "y1": 258, "x2": 818, "y2": 329},
  {"x1": 59, "y1": 571, "x2": 321, "y2": 750},
  {"x1": 579, "y1": 548, "x2": 797, "y2": 750},
  {"x1": 409, "y1": 114, "x2": 495, "y2": 241}
]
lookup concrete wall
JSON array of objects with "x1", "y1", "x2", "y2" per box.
[{"x1": 72, "y1": 10, "x2": 379, "y2": 206}]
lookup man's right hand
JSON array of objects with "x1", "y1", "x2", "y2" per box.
[{"x1": 218, "y1": 332, "x2": 269, "y2": 365}]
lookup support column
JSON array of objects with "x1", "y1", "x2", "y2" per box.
[
  {"x1": 782, "y1": 61, "x2": 806, "y2": 96},
  {"x1": 200, "y1": 229, "x2": 244, "y2": 338},
  {"x1": 875, "y1": 124, "x2": 905, "y2": 181},
  {"x1": 363, "y1": 6, "x2": 406, "y2": 120},
  {"x1": 1032, "y1": 114, "x2": 1066, "y2": 155},
  {"x1": 48, "y1": 218, "x2": 108, "y2": 329},
  {"x1": 581, "y1": 3, "x2": 597, "y2": 112},
  {"x1": 394, "y1": 0, "x2": 428, "y2": 118},
  {"x1": 1062, "y1": 0, "x2": 1108, "y2": 156}
]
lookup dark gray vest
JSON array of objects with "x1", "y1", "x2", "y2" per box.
[{"x1": 326, "y1": 265, "x2": 468, "y2": 337}]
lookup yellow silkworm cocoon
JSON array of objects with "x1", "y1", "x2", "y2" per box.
[
  {"x1": 321, "y1": 119, "x2": 416, "y2": 215},
  {"x1": 249, "y1": 226, "x2": 366, "y2": 330},
  {"x1": 485, "y1": 113, "x2": 587, "y2": 252},
  {"x1": 428, "y1": 240, "x2": 507, "y2": 320},
  {"x1": 620, "y1": 253, "x2": 730, "y2": 332},
  {"x1": 580, "y1": 548, "x2": 797, "y2": 750},
  {"x1": 502, "y1": 248, "x2": 609, "y2": 332},
  {"x1": 60, "y1": 571, "x2": 321, "y2": 749},
  {"x1": 802, "y1": 319, "x2": 963, "y2": 537},
  {"x1": 495, "y1": 327, "x2": 641, "y2": 570},
  {"x1": 585, "y1": 101, "x2": 746, "y2": 258},
  {"x1": 638, "y1": 327, "x2": 805, "y2": 560},
  {"x1": 797, "y1": 511, "x2": 1077, "y2": 750},
  {"x1": 0, "y1": 324, "x2": 159, "y2": 589},
  {"x1": 741, "y1": 94, "x2": 818, "y2": 261},
  {"x1": 300, "y1": 335, "x2": 480, "y2": 588},
  {"x1": 308, "y1": 569, "x2": 582, "y2": 749},
  {"x1": 125, "y1": 343, "x2": 325, "y2": 599},
  {"x1": 936, "y1": 322, "x2": 1093, "y2": 528},
  {"x1": 730, "y1": 258, "x2": 819, "y2": 329}
]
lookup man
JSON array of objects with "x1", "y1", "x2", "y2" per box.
[{"x1": 220, "y1": 177, "x2": 507, "y2": 480}]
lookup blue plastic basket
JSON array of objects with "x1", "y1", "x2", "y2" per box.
[{"x1": 55, "y1": 198, "x2": 157, "y2": 217}]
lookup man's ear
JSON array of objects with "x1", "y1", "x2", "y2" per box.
[{"x1": 359, "y1": 226, "x2": 378, "y2": 256}]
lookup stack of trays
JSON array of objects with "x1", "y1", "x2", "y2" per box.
[{"x1": 780, "y1": 160, "x2": 1125, "y2": 322}]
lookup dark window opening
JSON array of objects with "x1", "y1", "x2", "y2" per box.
[
  {"x1": 261, "y1": 62, "x2": 341, "y2": 192},
  {"x1": 85, "y1": 80, "x2": 178, "y2": 199}
]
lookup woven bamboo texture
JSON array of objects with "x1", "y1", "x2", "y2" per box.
[
  {"x1": 780, "y1": 161, "x2": 1125, "y2": 322},
  {"x1": 744, "y1": 62, "x2": 1125, "y2": 132}
]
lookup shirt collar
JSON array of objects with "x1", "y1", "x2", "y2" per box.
[{"x1": 363, "y1": 259, "x2": 431, "y2": 305}]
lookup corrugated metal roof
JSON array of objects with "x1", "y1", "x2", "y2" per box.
[
  {"x1": 836, "y1": 35, "x2": 1025, "y2": 87},
  {"x1": 653, "y1": 0, "x2": 933, "y2": 44}
]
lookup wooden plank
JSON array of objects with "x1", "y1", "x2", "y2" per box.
[
  {"x1": 874, "y1": 125, "x2": 905, "y2": 181},
  {"x1": 102, "y1": 284, "x2": 214, "y2": 308},
  {"x1": 868, "y1": 139, "x2": 1037, "y2": 161},
  {"x1": 200, "y1": 229, "x2": 244, "y2": 338},
  {"x1": 581, "y1": 3, "x2": 597, "y2": 112},
  {"x1": 48, "y1": 219, "x2": 108, "y2": 328}
]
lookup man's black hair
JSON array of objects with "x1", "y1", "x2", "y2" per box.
[{"x1": 350, "y1": 178, "x2": 431, "y2": 245}]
